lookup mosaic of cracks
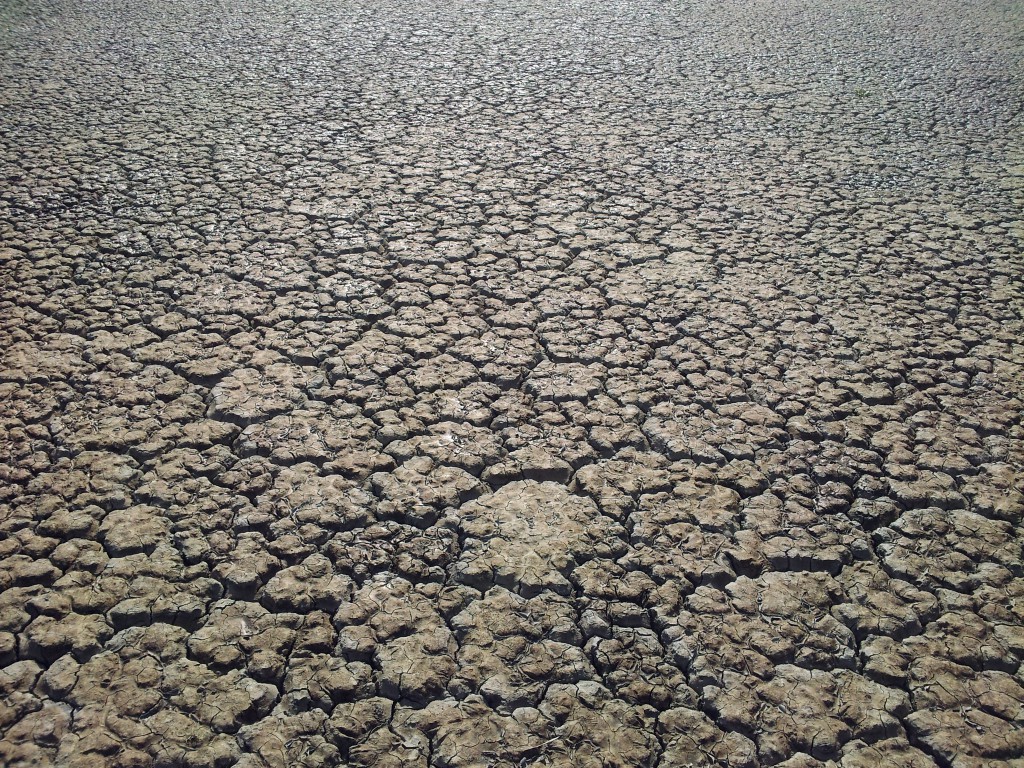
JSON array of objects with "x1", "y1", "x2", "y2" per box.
[{"x1": 1, "y1": 0, "x2": 1023, "y2": 767}]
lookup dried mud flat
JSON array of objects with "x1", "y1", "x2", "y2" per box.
[{"x1": 1, "y1": 0, "x2": 1023, "y2": 766}]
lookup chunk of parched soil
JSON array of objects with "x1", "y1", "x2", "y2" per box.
[{"x1": 454, "y1": 481, "x2": 627, "y2": 597}]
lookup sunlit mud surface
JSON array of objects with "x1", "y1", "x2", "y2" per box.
[{"x1": 1, "y1": 1, "x2": 1023, "y2": 766}]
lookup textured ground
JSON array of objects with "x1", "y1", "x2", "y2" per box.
[{"x1": 1, "y1": 0, "x2": 1023, "y2": 766}]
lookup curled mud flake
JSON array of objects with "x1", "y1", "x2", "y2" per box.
[
  {"x1": 207, "y1": 364, "x2": 313, "y2": 426},
  {"x1": 397, "y1": 696, "x2": 545, "y2": 767},
  {"x1": 282, "y1": 653, "x2": 374, "y2": 713},
  {"x1": 525, "y1": 361, "x2": 606, "y2": 403},
  {"x1": 541, "y1": 682, "x2": 660, "y2": 767},
  {"x1": 657, "y1": 706, "x2": 758, "y2": 768},
  {"x1": 838, "y1": 737, "x2": 937, "y2": 767},
  {"x1": 705, "y1": 665, "x2": 910, "y2": 763},
  {"x1": 449, "y1": 587, "x2": 588, "y2": 712},
  {"x1": 833, "y1": 561, "x2": 940, "y2": 641},
  {"x1": 259, "y1": 553, "x2": 354, "y2": 613},
  {"x1": 386, "y1": 421, "x2": 504, "y2": 478},
  {"x1": 481, "y1": 444, "x2": 574, "y2": 486},
  {"x1": 454, "y1": 481, "x2": 626, "y2": 597},
  {"x1": 261, "y1": 463, "x2": 375, "y2": 530},
  {"x1": 236, "y1": 709, "x2": 343, "y2": 768}
]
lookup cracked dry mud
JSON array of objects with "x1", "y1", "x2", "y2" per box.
[{"x1": 0, "y1": 0, "x2": 1022, "y2": 766}]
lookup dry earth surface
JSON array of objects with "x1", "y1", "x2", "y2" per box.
[{"x1": 1, "y1": 0, "x2": 1024, "y2": 766}]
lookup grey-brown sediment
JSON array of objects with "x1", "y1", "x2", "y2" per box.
[{"x1": 1, "y1": 0, "x2": 1022, "y2": 766}]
